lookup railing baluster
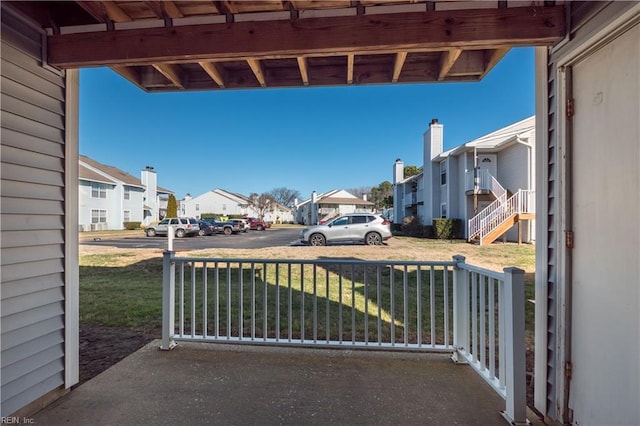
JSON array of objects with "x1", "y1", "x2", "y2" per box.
[
  {"x1": 288, "y1": 263, "x2": 292, "y2": 342},
  {"x1": 417, "y1": 266, "x2": 422, "y2": 347},
  {"x1": 489, "y1": 277, "x2": 496, "y2": 380},
  {"x1": 364, "y1": 267, "x2": 369, "y2": 345},
  {"x1": 325, "y1": 267, "x2": 330, "y2": 343},
  {"x1": 480, "y1": 274, "x2": 486, "y2": 371},
  {"x1": 203, "y1": 262, "x2": 208, "y2": 338},
  {"x1": 313, "y1": 264, "x2": 318, "y2": 343},
  {"x1": 251, "y1": 263, "x2": 255, "y2": 341},
  {"x1": 179, "y1": 262, "x2": 184, "y2": 337},
  {"x1": 471, "y1": 272, "x2": 478, "y2": 363},
  {"x1": 390, "y1": 265, "x2": 395, "y2": 346},
  {"x1": 239, "y1": 262, "x2": 244, "y2": 340},
  {"x1": 499, "y1": 278, "x2": 506, "y2": 388},
  {"x1": 338, "y1": 265, "x2": 343, "y2": 344},
  {"x1": 263, "y1": 262, "x2": 267, "y2": 341},
  {"x1": 430, "y1": 266, "x2": 436, "y2": 347},
  {"x1": 191, "y1": 262, "x2": 196, "y2": 338},
  {"x1": 215, "y1": 262, "x2": 219, "y2": 339},
  {"x1": 351, "y1": 264, "x2": 356, "y2": 345},
  {"x1": 443, "y1": 266, "x2": 449, "y2": 348},
  {"x1": 377, "y1": 265, "x2": 382, "y2": 345},
  {"x1": 227, "y1": 263, "x2": 231, "y2": 339},
  {"x1": 300, "y1": 263, "x2": 304, "y2": 343},
  {"x1": 403, "y1": 265, "x2": 409, "y2": 346},
  {"x1": 275, "y1": 263, "x2": 280, "y2": 342}
]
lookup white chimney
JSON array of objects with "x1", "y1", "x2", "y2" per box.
[
  {"x1": 311, "y1": 191, "x2": 318, "y2": 225},
  {"x1": 425, "y1": 118, "x2": 444, "y2": 160},
  {"x1": 393, "y1": 158, "x2": 404, "y2": 184}
]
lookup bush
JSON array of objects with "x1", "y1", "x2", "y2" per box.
[
  {"x1": 423, "y1": 225, "x2": 434, "y2": 238},
  {"x1": 432, "y1": 218, "x2": 463, "y2": 239},
  {"x1": 401, "y1": 216, "x2": 423, "y2": 237},
  {"x1": 123, "y1": 221, "x2": 141, "y2": 230}
]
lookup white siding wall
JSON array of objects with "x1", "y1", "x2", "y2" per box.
[
  {"x1": 182, "y1": 191, "x2": 248, "y2": 218},
  {"x1": 497, "y1": 143, "x2": 534, "y2": 242},
  {"x1": 1, "y1": 8, "x2": 70, "y2": 415},
  {"x1": 536, "y1": 3, "x2": 640, "y2": 423}
]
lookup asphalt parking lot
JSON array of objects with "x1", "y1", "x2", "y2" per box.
[{"x1": 82, "y1": 227, "x2": 304, "y2": 250}]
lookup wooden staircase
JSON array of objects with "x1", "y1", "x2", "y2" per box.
[{"x1": 468, "y1": 190, "x2": 535, "y2": 246}]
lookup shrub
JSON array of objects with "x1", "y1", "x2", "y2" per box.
[
  {"x1": 401, "y1": 215, "x2": 423, "y2": 237},
  {"x1": 123, "y1": 221, "x2": 141, "y2": 230},
  {"x1": 432, "y1": 218, "x2": 463, "y2": 239}
]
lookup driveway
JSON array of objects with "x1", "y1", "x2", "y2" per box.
[{"x1": 82, "y1": 227, "x2": 303, "y2": 250}]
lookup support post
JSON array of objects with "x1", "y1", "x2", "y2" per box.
[
  {"x1": 501, "y1": 267, "x2": 528, "y2": 425},
  {"x1": 161, "y1": 250, "x2": 177, "y2": 350},
  {"x1": 451, "y1": 255, "x2": 469, "y2": 364}
]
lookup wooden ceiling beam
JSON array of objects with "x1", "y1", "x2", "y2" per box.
[
  {"x1": 437, "y1": 48, "x2": 462, "y2": 81},
  {"x1": 199, "y1": 61, "x2": 226, "y2": 87},
  {"x1": 296, "y1": 57, "x2": 309, "y2": 86},
  {"x1": 481, "y1": 48, "x2": 509, "y2": 79},
  {"x1": 110, "y1": 65, "x2": 142, "y2": 86},
  {"x1": 144, "y1": 1, "x2": 184, "y2": 19},
  {"x1": 247, "y1": 58, "x2": 267, "y2": 87},
  {"x1": 102, "y1": 1, "x2": 132, "y2": 22},
  {"x1": 347, "y1": 54, "x2": 354, "y2": 84},
  {"x1": 392, "y1": 51, "x2": 407, "y2": 83},
  {"x1": 152, "y1": 63, "x2": 184, "y2": 88},
  {"x1": 48, "y1": 6, "x2": 565, "y2": 68}
]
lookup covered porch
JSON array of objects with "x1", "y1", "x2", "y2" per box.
[{"x1": 33, "y1": 341, "x2": 542, "y2": 425}]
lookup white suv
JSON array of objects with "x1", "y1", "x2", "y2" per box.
[
  {"x1": 145, "y1": 217, "x2": 200, "y2": 238},
  {"x1": 300, "y1": 213, "x2": 392, "y2": 246}
]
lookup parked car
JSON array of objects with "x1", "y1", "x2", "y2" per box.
[
  {"x1": 145, "y1": 217, "x2": 199, "y2": 238},
  {"x1": 202, "y1": 217, "x2": 242, "y2": 235},
  {"x1": 245, "y1": 217, "x2": 269, "y2": 231},
  {"x1": 300, "y1": 213, "x2": 392, "y2": 246},
  {"x1": 228, "y1": 219, "x2": 248, "y2": 233},
  {"x1": 197, "y1": 220, "x2": 217, "y2": 236}
]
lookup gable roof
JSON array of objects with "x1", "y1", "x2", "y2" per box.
[
  {"x1": 434, "y1": 116, "x2": 535, "y2": 161},
  {"x1": 79, "y1": 155, "x2": 174, "y2": 193},
  {"x1": 79, "y1": 164, "x2": 116, "y2": 185},
  {"x1": 80, "y1": 155, "x2": 144, "y2": 188}
]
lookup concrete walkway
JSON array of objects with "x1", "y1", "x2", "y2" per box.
[{"x1": 34, "y1": 341, "x2": 542, "y2": 425}]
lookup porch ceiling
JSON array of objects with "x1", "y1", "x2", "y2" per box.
[{"x1": 9, "y1": 1, "x2": 566, "y2": 92}]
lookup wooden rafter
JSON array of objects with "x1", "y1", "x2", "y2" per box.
[
  {"x1": 392, "y1": 51, "x2": 407, "y2": 83},
  {"x1": 347, "y1": 54, "x2": 354, "y2": 84},
  {"x1": 199, "y1": 61, "x2": 226, "y2": 87},
  {"x1": 102, "y1": 1, "x2": 132, "y2": 22},
  {"x1": 438, "y1": 48, "x2": 462, "y2": 80},
  {"x1": 247, "y1": 58, "x2": 266, "y2": 87},
  {"x1": 48, "y1": 6, "x2": 565, "y2": 68},
  {"x1": 111, "y1": 65, "x2": 141, "y2": 85},
  {"x1": 296, "y1": 57, "x2": 309, "y2": 86},
  {"x1": 152, "y1": 63, "x2": 184, "y2": 88},
  {"x1": 481, "y1": 48, "x2": 509, "y2": 79},
  {"x1": 144, "y1": 1, "x2": 184, "y2": 19}
]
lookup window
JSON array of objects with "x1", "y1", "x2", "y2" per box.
[
  {"x1": 91, "y1": 209, "x2": 107, "y2": 223},
  {"x1": 123, "y1": 210, "x2": 131, "y2": 222},
  {"x1": 440, "y1": 203, "x2": 447, "y2": 218},
  {"x1": 222, "y1": 204, "x2": 227, "y2": 211},
  {"x1": 332, "y1": 217, "x2": 349, "y2": 226},
  {"x1": 124, "y1": 187, "x2": 130, "y2": 200},
  {"x1": 195, "y1": 204, "x2": 200, "y2": 211},
  {"x1": 350, "y1": 215, "x2": 367, "y2": 224},
  {"x1": 91, "y1": 182, "x2": 107, "y2": 198},
  {"x1": 440, "y1": 161, "x2": 447, "y2": 185}
]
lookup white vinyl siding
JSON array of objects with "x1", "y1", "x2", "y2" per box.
[{"x1": 1, "y1": 8, "x2": 68, "y2": 416}]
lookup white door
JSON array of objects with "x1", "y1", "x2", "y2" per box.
[{"x1": 570, "y1": 23, "x2": 639, "y2": 425}]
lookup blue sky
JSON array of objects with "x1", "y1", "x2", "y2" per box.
[{"x1": 79, "y1": 47, "x2": 535, "y2": 201}]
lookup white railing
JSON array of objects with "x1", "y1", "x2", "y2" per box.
[
  {"x1": 465, "y1": 169, "x2": 506, "y2": 199},
  {"x1": 468, "y1": 190, "x2": 535, "y2": 244},
  {"x1": 161, "y1": 253, "x2": 528, "y2": 425}
]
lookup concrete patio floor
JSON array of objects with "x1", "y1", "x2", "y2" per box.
[{"x1": 34, "y1": 341, "x2": 543, "y2": 425}]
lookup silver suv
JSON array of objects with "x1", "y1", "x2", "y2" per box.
[
  {"x1": 300, "y1": 213, "x2": 392, "y2": 246},
  {"x1": 145, "y1": 217, "x2": 199, "y2": 238}
]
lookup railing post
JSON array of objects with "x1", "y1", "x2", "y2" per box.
[
  {"x1": 160, "y1": 250, "x2": 177, "y2": 350},
  {"x1": 501, "y1": 267, "x2": 527, "y2": 425},
  {"x1": 451, "y1": 255, "x2": 469, "y2": 364}
]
